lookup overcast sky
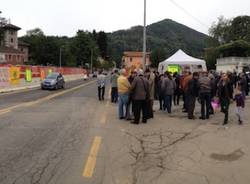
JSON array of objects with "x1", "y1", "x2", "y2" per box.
[{"x1": 1, "y1": 0, "x2": 250, "y2": 37}]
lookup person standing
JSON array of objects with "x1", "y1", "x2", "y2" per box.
[
  {"x1": 110, "y1": 69, "x2": 119, "y2": 103},
  {"x1": 130, "y1": 70, "x2": 149, "y2": 124},
  {"x1": 217, "y1": 73, "x2": 233, "y2": 125},
  {"x1": 234, "y1": 86, "x2": 245, "y2": 125},
  {"x1": 145, "y1": 69, "x2": 155, "y2": 119},
  {"x1": 158, "y1": 74, "x2": 165, "y2": 110},
  {"x1": 208, "y1": 73, "x2": 216, "y2": 115},
  {"x1": 162, "y1": 72, "x2": 176, "y2": 114},
  {"x1": 97, "y1": 71, "x2": 107, "y2": 101},
  {"x1": 199, "y1": 72, "x2": 212, "y2": 120},
  {"x1": 182, "y1": 71, "x2": 193, "y2": 112},
  {"x1": 117, "y1": 69, "x2": 131, "y2": 120},
  {"x1": 187, "y1": 72, "x2": 200, "y2": 119},
  {"x1": 173, "y1": 72, "x2": 181, "y2": 106},
  {"x1": 238, "y1": 73, "x2": 247, "y2": 99},
  {"x1": 127, "y1": 71, "x2": 137, "y2": 120}
]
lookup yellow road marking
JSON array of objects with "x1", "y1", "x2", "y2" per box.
[
  {"x1": 100, "y1": 101, "x2": 110, "y2": 124},
  {"x1": 0, "y1": 109, "x2": 11, "y2": 116},
  {"x1": 83, "y1": 136, "x2": 102, "y2": 178},
  {"x1": 0, "y1": 80, "x2": 95, "y2": 116}
]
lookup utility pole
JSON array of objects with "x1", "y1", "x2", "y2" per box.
[
  {"x1": 90, "y1": 48, "x2": 93, "y2": 73},
  {"x1": 142, "y1": 0, "x2": 147, "y2": 71},
  {"x1": 59, "y1": 47, "x2": 62, "y2": 69}
]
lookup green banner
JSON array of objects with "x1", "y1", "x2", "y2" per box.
[
  {"x1": 25, "y1": 69, "x2": 32, "y2": 82},
  {"x1": 167, "y1": 65, "x2": 181, "y2": 74}
]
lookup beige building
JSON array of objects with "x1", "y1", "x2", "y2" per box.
[
  {"x1": 0, "y1": 23, "x2": 29, "y2": 65},
  {"x1": 122, "y1": 51, "x2": 151, "y2": 69},
  {"x1": 216, "y1": 57, "x2": 250, "y2": 73}
]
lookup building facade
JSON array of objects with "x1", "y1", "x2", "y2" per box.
[
  {"x1": 122, "y1": 51, "x2": 151, "y2": 69},
  {"x1": 216, "y1": 57, "x2": 250, "y2": 73},
  {"x1": 0, "y1": 23, "x2": 29, "y2": 65}
]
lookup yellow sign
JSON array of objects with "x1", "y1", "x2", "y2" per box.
[
  {"x1": 9, "y1": 67, "x2": 20, "y2": 85},
  {"x1": 25, "y1": 69, "x2": 32, "y2": 82}
]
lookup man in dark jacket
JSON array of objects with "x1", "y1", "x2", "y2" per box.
[
  {"x1": 199, "y1": 72, "x2": 212, "y2": 120},
  {"x1": 130, "y1": 70, "x2": 150, "y2": 124},
  {"x1": 187, "y1": 72, "x2": 200, "y2": 119}
]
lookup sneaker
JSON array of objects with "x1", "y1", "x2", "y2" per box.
[{"x1": 239, "y1": 120, "x2": 243, "y2": 125}]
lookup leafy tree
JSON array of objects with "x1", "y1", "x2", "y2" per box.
[
  {"x1": 150, "y1": 48, "x2": 166, "y2": 67},
  {"x1": 230, "y1": 16, "x2": 250, "y2": 42},
  {"x1": 26, "y1": 28, "x2": 44, "y2": 36},
  {"x1": 70, "y1": 30, "x2": 98, "y2": 67},
  {"x1": 0, "y1": 27, "x2": 4, "y2": 46},
  {"x1": 97, "y1": 31, "x2": 108, "y2": 59},
  {"x1": 209, "y1": 16, "x2": 232, "y2": 44}
]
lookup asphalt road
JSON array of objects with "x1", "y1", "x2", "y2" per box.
[{"x1": 0, "y1": 79, "x2": 111, "y2": 184}]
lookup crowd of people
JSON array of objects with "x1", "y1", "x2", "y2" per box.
[{"x1": 97, "y1": 68, "x2": 249, "y2": 126}]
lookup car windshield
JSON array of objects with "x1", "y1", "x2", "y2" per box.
[{"x1": 46, "y1": 73, "x2": 58, "y2": 79}]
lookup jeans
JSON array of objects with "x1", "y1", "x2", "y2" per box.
[
  {"x1": 220, "y1": 98, "x2": 230, "y2": 124},
  {"x1": 164, "y1": 95, "x2": 173, "y2": 113},
  {"x1": 118, "y1": 94, "x2": 129, "y2": 118},
  {"x1": 98, "y1": 86, "x2": 105, "y2": 101},
  {"x1": 111, "y1": 87, "x2": 118, "y2": 103},
  {"x1": 200, "y1": 92, "x2": 211, "y2": 119}
]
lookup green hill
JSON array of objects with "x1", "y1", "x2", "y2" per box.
[{"x1": 107, "y1": 19, "x2": 210, "y2": 66}]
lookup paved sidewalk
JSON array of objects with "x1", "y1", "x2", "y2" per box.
[{"x1": 100, "y1": 98, "x2": 250, "y2": 184}]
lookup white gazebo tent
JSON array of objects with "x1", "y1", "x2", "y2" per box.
[{"x1": 158, "y1": 49, "x2": 207, "y2": 74}]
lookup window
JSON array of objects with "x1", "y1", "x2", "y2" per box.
[
  {"x1": 130, "y1": 57, "x2": 133, "y2": 62},
  {"x1": 10, "y1": 31, "x2": 14, "y2": 35},
  {"x1": 9, "y1": 55, "x2": 11, "y2": 60},
  {"x1": 20, "y1": 48, "x2": 23, "y2": 52},
  {"x1": 10, "y1": 38, "x2": 14, "y2": 43}
]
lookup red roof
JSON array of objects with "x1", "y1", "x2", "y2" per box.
[{"x1": 123, "y1": 51, "x2": 151, "y2": 57}]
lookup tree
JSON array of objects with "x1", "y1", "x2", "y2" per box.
[
  {"x1": 70, "y1": 30, "x2": 98, "y2": 67},
  {"x1": 97, "y1": 31, "x2": 108, "y2": 59},
  {"x1": 209, "y1": 16, "x2": 232, "y2": 44},
  {"x1": 230, "y1": 16, "x2": 250, "y2": 42},
  {"x1": 26, "y1": 28, "x2": 44, "y2": 36},
  {"x1": 0, "y1": 27, "x2": 4, "y2": 46},
  {"x1": 150, "y1": 48, "x2": 166, "y2": 67}
]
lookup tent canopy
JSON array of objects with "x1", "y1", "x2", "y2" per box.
[{"x1": 158, "y1": 49, "x2": 207, "y2": 73}]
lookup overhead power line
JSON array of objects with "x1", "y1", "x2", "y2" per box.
[{"x1": 168, "y1": 0, "x2": 210, "y2": 29}]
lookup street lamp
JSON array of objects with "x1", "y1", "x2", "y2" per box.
[{"x1": 142, "y1": 0, "x2": 147, "y2": 71}]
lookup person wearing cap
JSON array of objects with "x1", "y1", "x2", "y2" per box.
[
  {"x1": 130, "y1": 69, "x2": 150, "y2": 124},
  {"x1": 117, "y1": 69, "x2": 131, "y2": 120}
]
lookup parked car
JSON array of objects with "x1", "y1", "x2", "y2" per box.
[{"x1": 41, "y1": 73, "x2": 65, "y2": 90}]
